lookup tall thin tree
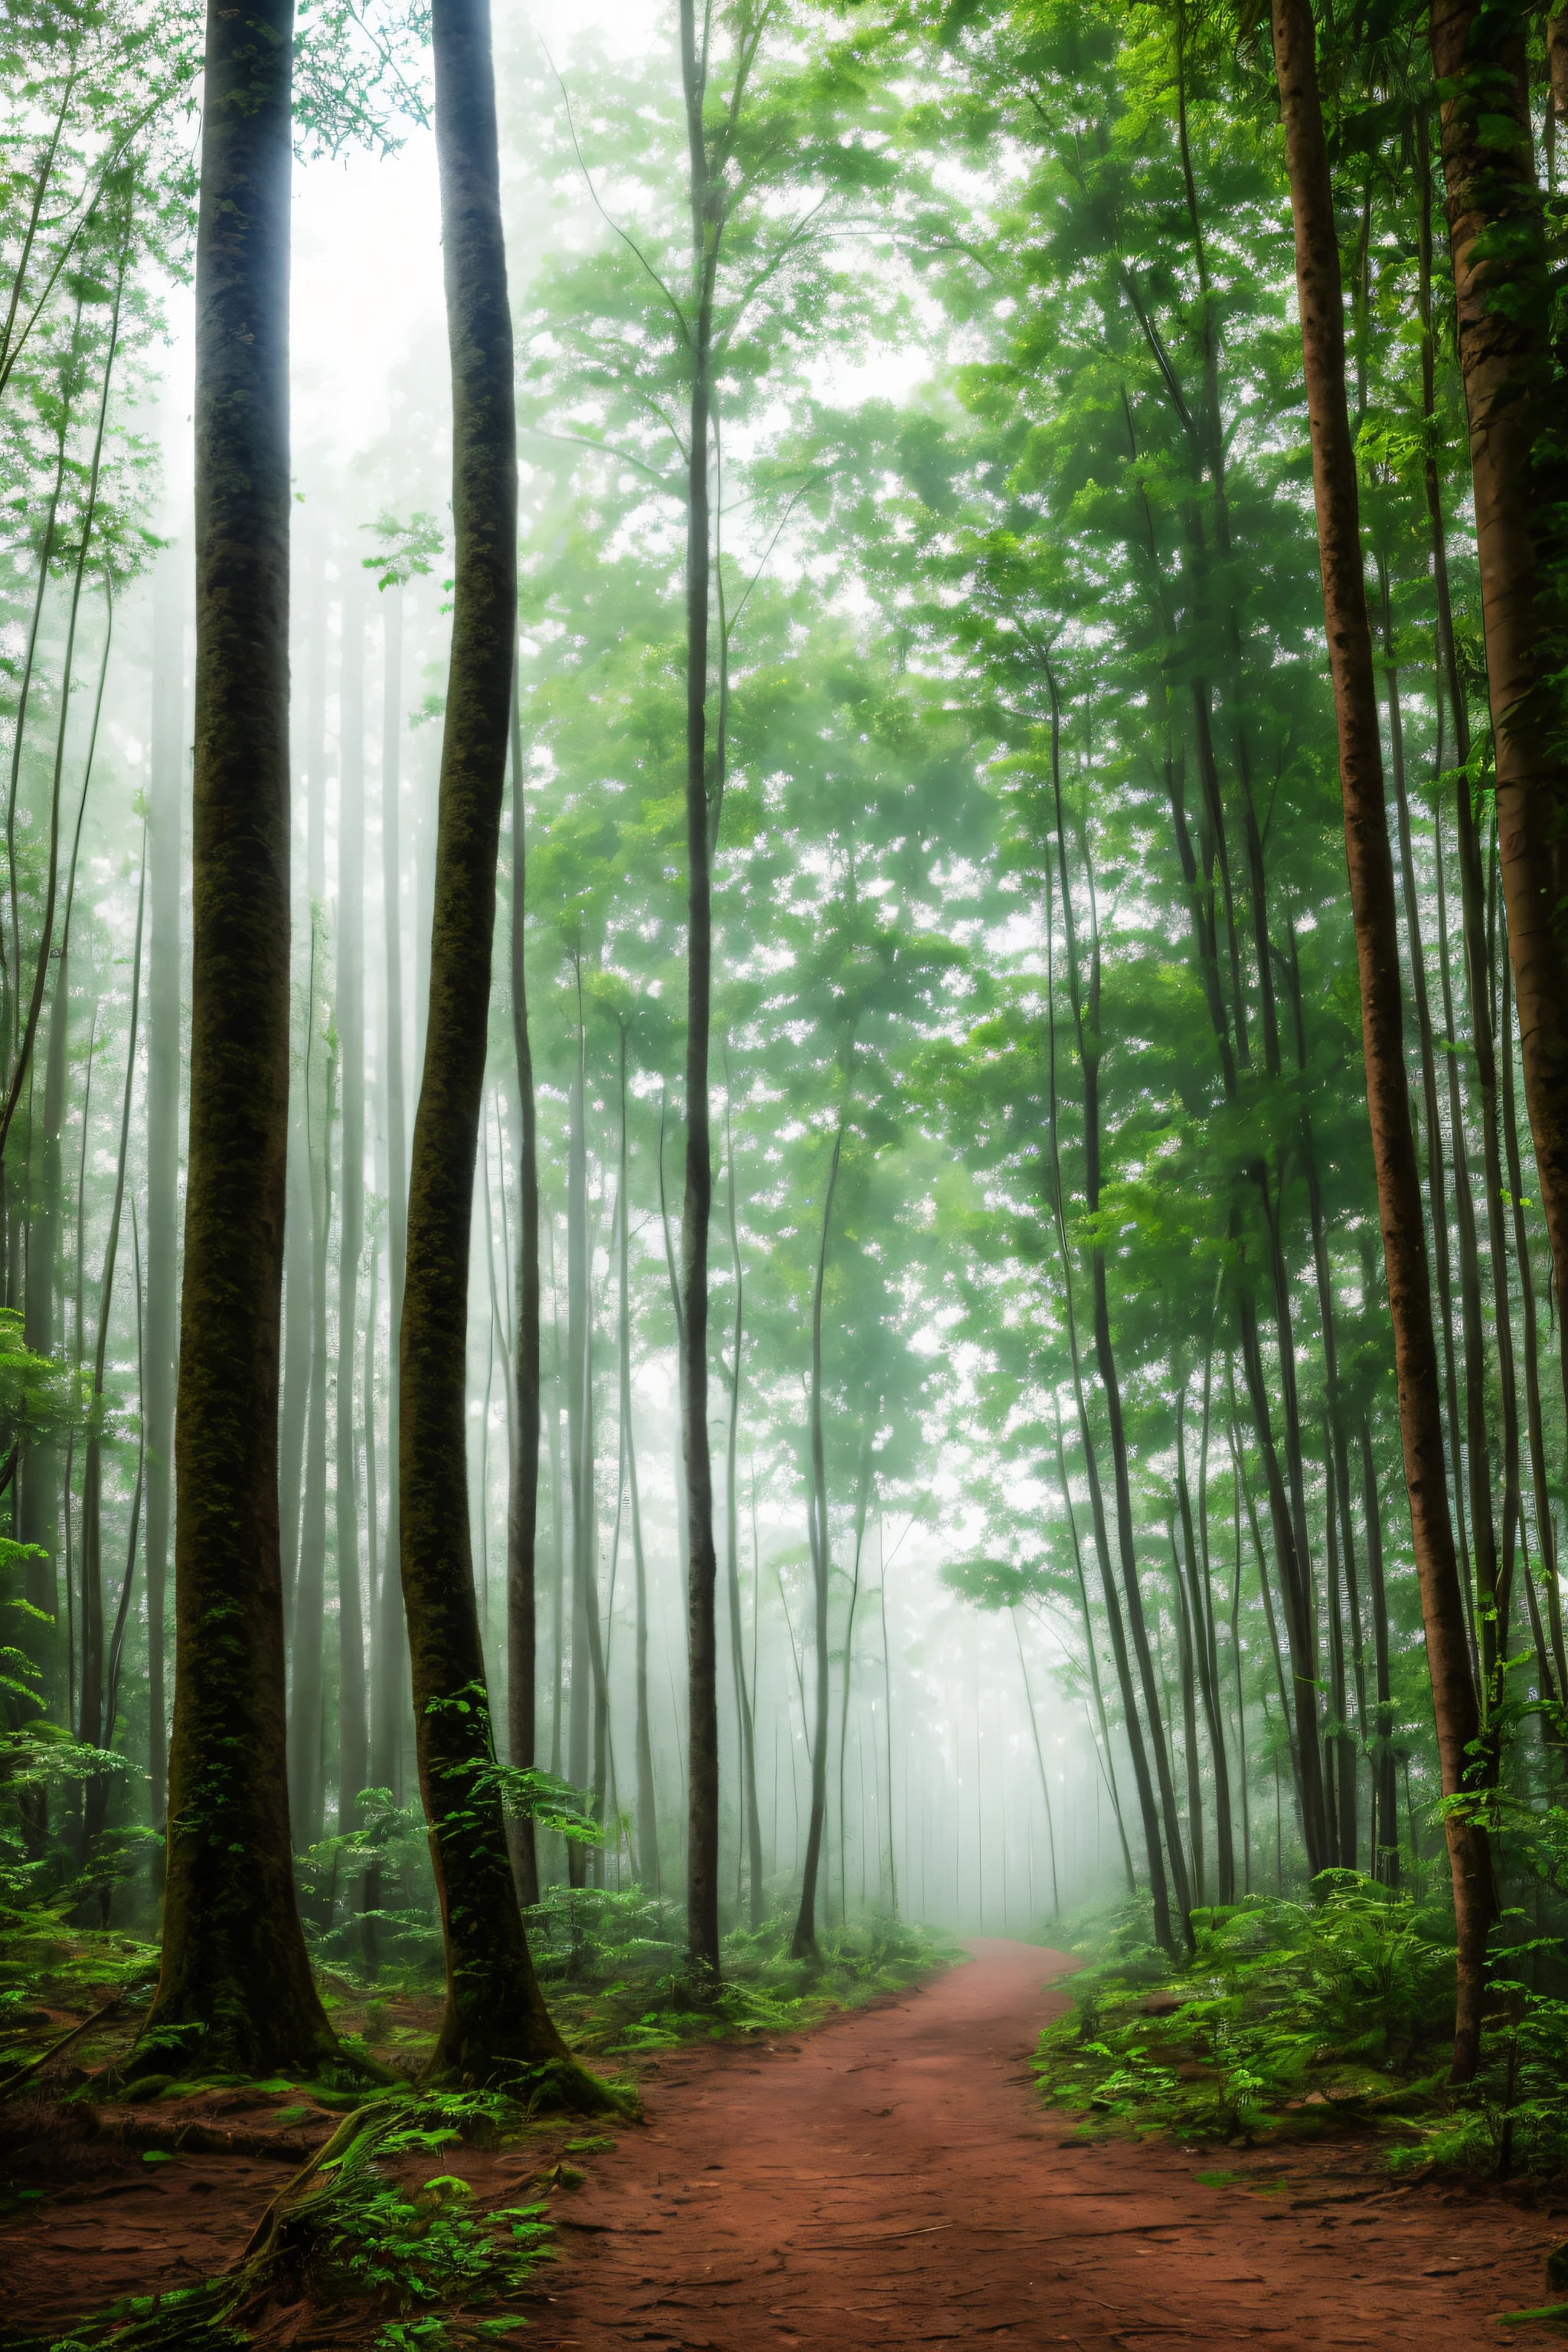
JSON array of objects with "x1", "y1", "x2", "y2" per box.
[
  {"x1": 397, "y1": 0, "x2": 593, "y2": 2087},
  {"x1": 1272, "y1": 0, "x2": 1494, "y2": 2081},
  {"x1": 136, "y1": 0, "x2": 341, "y2": 2076},
  {"x1": 678, "y1": 0, "x2": 723, "y2": 1986}
]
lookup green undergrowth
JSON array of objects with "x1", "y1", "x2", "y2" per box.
[
  {"x1": 1036, "y1": 1875, "x2": 1568, "y2": 2184},
  {"x1": 1035, "y1": 1876, "x2": 1463, "y2": 2150},
  {"x1": 0, "y1": 1898, "x2": 956, "y2": 2106},
  {"x1": 309, "y1": 1895, "x2": 959, "y2": 2065},
  {"x1": 0, "y1": 2090, "x2": 563, "y2": 2352},
  {"x1": 0, "y1": 1905, "x2": 160, "y2": 2035},
  {"x1": 511, "y1": 1892, "x2": 960, "y2": 2055}
]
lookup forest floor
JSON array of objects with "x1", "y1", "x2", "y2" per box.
[
  {"x1": 2, "y1": 1938, "x2": 1565, "y2": 2347},
  {"x1": 528, "y1": 1938, "x2": 1566, "y2": 2350}
]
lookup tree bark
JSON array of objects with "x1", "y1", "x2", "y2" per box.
[
  {"x1": 144, "y1": 542, "x2": 183, "y2": 1831},
  {"x1": 791, "y1": 1126, "x2": 842, "y2": 1962},
  {"x1": 506, "y1": 688, "x2": 541, "y2": 1909},
  {"x1": 1430, "y1": 0, "x2": 1568, "y2": 1335},
  {"x1": 1361, "y1": 1417, "x2": 1400, "y2": 1883},
  {"x1": 723, "y1": 1098, "x2": 763, "y2": 1926},
  {"x1": 1272, "y1": 0, "x2": 1494, "y2": 2077},
  {"x1": 80, "y1": 862, "x2": 145, "y2": 1858},
  {"x1": 398, "y1": 0, "x2": 575, "y2": 2087},
  {"x1": 1044, "y1": 867, "x2": 1171, "y2": 1943},
  {"x1": 336, "y1": 564, "x2": 368, "y2": 1834},
  {"x1": 288, "y1": 937, "x2": 332, "y2": 1854},
  {"x1": 617, "y1": 1021, "x2": 658, "y2": 1893},
  {"x1": 369, "y1": 581, "x2": 410, "y2": 1808},
  {"x1": 678, "y1": 0, "x2": 722, "y2": 1987},
  {"x1": 137, "y1": 0, "x2": 340, "y2": 2079}
]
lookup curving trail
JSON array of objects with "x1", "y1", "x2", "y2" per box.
[{"x1": 533, "y1": 1937, "x2": 1555, "y2": 2350}]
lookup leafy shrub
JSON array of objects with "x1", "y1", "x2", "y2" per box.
[{"x1": 1035, "y1": 1875, "x2": 1454, "y2": 2144}]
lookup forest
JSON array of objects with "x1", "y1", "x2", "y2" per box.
[{"x1": 2, "y1": 0, "x2": 1568, "y2": 2342}]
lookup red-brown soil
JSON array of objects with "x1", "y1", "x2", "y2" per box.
[
  {"x1": 2, "y1": 1939, "x2": 1564, "y2": 2347},
  {"x1": 534, "y1": 1938, "x2": 1566, "y2": 2350}
]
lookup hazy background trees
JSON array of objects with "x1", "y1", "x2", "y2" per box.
[{"x1": 4, "y1": 0, "x2": 1563, "y2": 2017}]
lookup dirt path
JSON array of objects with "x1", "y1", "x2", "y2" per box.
[{"x1": 534, "y1": 1938, "x2": 1563, "y2": 2350}]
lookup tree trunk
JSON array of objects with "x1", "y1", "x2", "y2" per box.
[
  {"x1": 678, "y1": 0, "x2": 722, "y2": 1987},
  {"x1": 1429, "y1": 0, "x2": 1568, "y2": 1332},
  {"x1": 1272, "y1": 0, "x2": 1494, "y2": 2077},
  {"x1": 837, "y1": 1408, "x2": 875, "y2": 1926},
  {"x1": 564, "y1": 972, "x2": 606, "y2": 1886},
  {"x1": 137, "y1": 0, "x2": 340, "y2": 2079},
  {"x1": 18, "y1": 955, "x2": 66, "y2": 1722},
  {"x1": 279, "y1": 1089, "x2": 312, "y2": 1632},
  {"x1": 370, "y1": 580, "x2": 410, "y2": 1809},
  {"x1": 1174, "y1": 1376, "x2": 1233, "y2": 1901},
  {"x1": 723, "y1": 1097, "x2": 763, "y2": 1926},
  {"x1": 288, "y1": 941, "x2": 332, "y2": 1854},
  {"x1": 1501, "y1": 949, "x2": 1568, "y2": 1700},
  {"x1": 81, "y1": 862, "x2": 145, "y2": 1859},
  {"x1": 617, "y1": 1022, "x2": 658, "y2": 1893},
  {"x1": 1050, "y1": 1394, "x2": 1136, "y2": 1895},
  {"x1": 1044, "y1": 872, "x2": 1169, "y2": 1942},
  {"x1": 1079, "y1": 905, "x2": 1193, "y2": 1939},
  {"x1": 337, "y1": 563, "x2": 368, "y2": 1834},
  {"x1": 506, "y1": 688, "x2": 541, "y2": 1908},
  {"x1": 791, "y1": 1127, "x2": 842, "y2": 1961},
  {"x1": 144, "y1": 542, "x2": 182, "y2": 1831},
  {"x1": 361, "y1": 1223, "x2": 383, "y2": 1976},
  {"x1": 398, "y1": 0, "x2": 576, "y2": 2088},
  {"x1": 1361, "y1": 1418, "x2": 1400, "y2": 1883}
]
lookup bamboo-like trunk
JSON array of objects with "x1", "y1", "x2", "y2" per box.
[
  {"x1": 288, "y1": 933, "x2": 332, "y2": 1854},
  {"x1": 144, "y1": 544, "x2": 183, "y2": 1828},
  {"x1": 1011, "y1": 1607, "x2": 1060, "y2": 1916},
  {"x1": 369, "y1": 580, "x2": 410, "y2": 1808},
  {"x1": 279, "y1": 1090, "x2": 312, "y2": 1632},
  {"x1": 1171, "y1": 1527, "x2": 1205, "y2": 1904},
  {"x1": 723, "y1": 1093, "x2": 763, "y2": 1926},
  {"x1": 615, "y1": 1024, "x2": 658, "y2": 1895},
  {"x1": 838, "y1": 1408, "x2": 875, "y2": 1928},
  {"x1": 1174, "y1": 1377, "x2": 1233, "y2": 1900},
  {"x1": 1360, "y1": 1418, "x2": 1400, "y2": 1883},
  {"x1": 564, "y1": 972, "x2": 602, "y2": 1888},
  {"x1": 678, "y1": 0, "x2": 721, "y2": 1985},
  {"x1": 506, "y1": 691, "x2": 542, "y2": 1908},
  {"x1": 138, "y1": 0, "x2": 339, "y2": 2079},
  {"x1": 791, "y1": 1126, "x2": 842, "y2": 1961},
  {"x1": 361, "y1": 1223, "x2": 382, "y2": 1976},
  {"x1": 81, "y1": 860, "x2": 145, "y2": 1861},
  {"x1": 877, "y1": 1536, "x2": 899, "y2": 1913},
  {"x1": 2, "y1": 264, "x2": 124, "y2": 1168},
  {"x1": 336, "y1": 563, "x2": 368, "y2": 1834},
  {"x1": 1272, "y1": 0, "x2": 1493, "y2": 2076},
  {"x1": 1050, "y1": 1393, "x2": 1135, "y2": 1897},
  {"x1": 1049, "y1": 717, "x2": 1191, "y2": 1941},
  {"x1": 1043, "y1": 855, "x2": 1170, "y2": 1942}
]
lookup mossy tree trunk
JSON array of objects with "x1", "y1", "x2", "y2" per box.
[
  {"x1": 399, "y1": 0, "x2": 574, "y2": 2087},
  {"x1": 137, "y1": 0, "x2": 341, "y2": 2080},
  {"x1": 1431, "y1": 0, "x2": 1568, "y2": 1344}
]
